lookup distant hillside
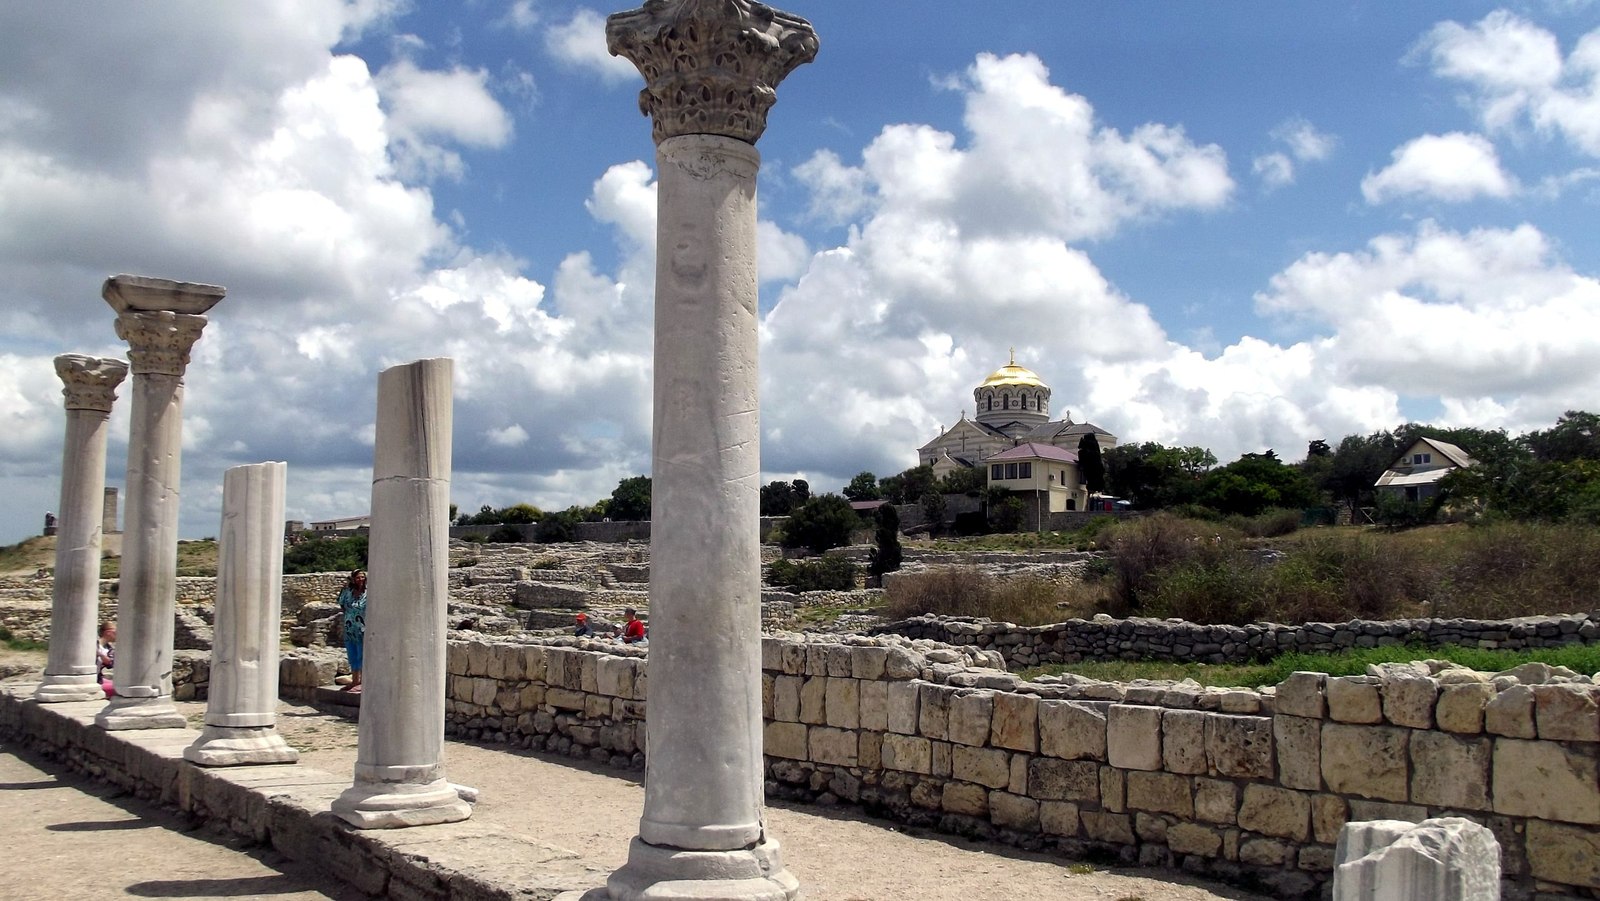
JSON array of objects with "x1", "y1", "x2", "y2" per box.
[{"x1": 0, "y1": 535, "x2": 215, "y2": 579}]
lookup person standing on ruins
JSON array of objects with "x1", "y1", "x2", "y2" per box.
[{"x1": 337, "y1": 570, "x2": 368, "y2": 692}]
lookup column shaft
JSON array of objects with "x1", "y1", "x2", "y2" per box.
[
  {"x1": 36, "y1": 404, "x2": 118, "y2": 701},
  {"x1": 333, "y1": 358, "x2": 471, "y2": 828},
  {"x1": 640, "y1": 134, "x2": 765, "y2": 850},
  {"x1": 186, "y1": 461, "x2": 297, "y2": 765}
]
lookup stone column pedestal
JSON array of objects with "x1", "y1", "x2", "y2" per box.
[
  {"x1": 1334, "y1": 818, "x2": 1502, "y2": 901},
  {"x1": 604, "y1": 3, "x2": 816, "y2": 898},
  {"x1": 96, "y1": 274, "x2": 225, "y2": 731},
  {"x1": 35, "y1": 354, "x2": 128, "y2": 703},
  {"x1": 332, "y1": 358, "x2": 472, "y2": 828},
  {"x1": 186, "y1": 461, "x2": 297, "y2": 766}
]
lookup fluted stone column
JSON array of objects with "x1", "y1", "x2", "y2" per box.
[
  {"x1": 333, "y1": 358, "x2": 472, "y2": 828},
  {"x1": 34, "y1": 355, "x2": 128, "y2": 703},
  {"x1": 186, "y1": 461, "x2": 297, "y2": 766},
  {"x1": 96, "y1": 275, "x2": 225, "y2": 731},
  {"x1": 605, "y1": 4, "x2": 816, "y2": 898}
]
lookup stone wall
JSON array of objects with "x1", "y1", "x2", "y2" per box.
[
  {"x1": 880, "y1": 611, "x2": 1600, "y2": 670},
  {"x1": 426, "y1": 632, "x2": 1600, "y2": 899}
]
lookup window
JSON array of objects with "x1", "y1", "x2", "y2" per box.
[
  {"x1": 991, "y1": 464, "x2": 1003, "y2": 480},
  {"x1": 1005, "y1": 462, "x2": 1019, "y2": 479},
  {"x1": 1413, "y1": 453, "x2": 1431, "y2": 464}
]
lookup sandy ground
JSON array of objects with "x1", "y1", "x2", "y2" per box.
[{"x1": 1, "y1": 652, "x2": 1269, "y2": 901}]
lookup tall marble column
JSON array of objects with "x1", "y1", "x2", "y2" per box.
[
  {"x1": 34, "y1": 354, "x2": 128, "y2": 703},
  {"x1": 96, "y1": 275, "x2": 225, "y2": 731},
  {"x1": 186, "y1": 461, "x2": 298, "y2": 766},
  {"x1": 333, "y1": 358, "x2": 471, "y2": 828},
  {"x1": 605, "y1": 4, "x2": 816, "y2": 898}
]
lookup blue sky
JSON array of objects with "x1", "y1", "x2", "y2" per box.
[{"x1": 2, "y1": 1, "x2": 1598, "y2": 545}]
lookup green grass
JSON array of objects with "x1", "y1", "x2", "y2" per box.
[
  {"x1": 1019, "y1": 643, "x2": 1600, "y2": 688},
  {"x1": 0, "y1": 627, "x2": 47, "y2": 652}
]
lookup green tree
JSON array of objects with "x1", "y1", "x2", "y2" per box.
[
  {"x1": 843, "y1": 471, "x2": 881, "y2": 501},
  {"x1": 1196, "y1": 450, "x2": 1320, "y2": 517},
  {"x1": 1524, "y1": 411, "x2": 1600, "y2": 463},
  {"x1": 880, "y1": 465, "x2": 935, "y2": 506},
  {"x1": 936, "y1": 466, "x2": 985, "y2": 495},
  {"x1": 1104, "y1": 442, "x2": 1211, "y2": 509},
  {"x1": 283, "y1": 535, "x2": 368, "y2": 574},
  {"x1": 792, "y1": 478, "x2": 810, "y2": 503},
  {"x1": 607, "y1": 476, "x2": 652, "y2": 521},
  {"x1": 535, "y1": 507, "x2": 583, "y2": 543},
  {"x1": 868, "y1": 503, "x2": 902, "y2": 582},
  {"x1": 919, "y1": 490, "x2": 946, "y2": 528},
  {"x1": 782, "y1": 493, "x2": 860, "y2": 554},
  {"x1": 1077, "y1": 434, "x2": 1106, "y2": 496},
  {"x1": 498, "y1": 503, "x2": 542, "y2": 524},
  {"x1": 760, "y1": 480, "x2": 803, "y2": 516}
]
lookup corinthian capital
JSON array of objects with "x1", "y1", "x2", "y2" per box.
[
  {"x1": 607, "y1": 0, "x2": 818, "y2": 145},
  {"x1": 114, "y1": 311, "x2": 209, "y2": 377},
  {"x1": 54, "y1": 354, "x2": 129, "y2": 413}
]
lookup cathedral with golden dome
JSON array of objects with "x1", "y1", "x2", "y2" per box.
[{"x1": 918, "y1": 353, "x2": 1117, "y2": 512}]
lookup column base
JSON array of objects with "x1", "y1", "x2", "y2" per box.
[
  {"x1": 95, "y1": 694, "x2": 187, "y2": 730},
  {"x1": 607, "y1": 836, "x2": 799, "y2": 901},
  {"x1": 33, "y1": 675, "x2": 104, "y2": 704},
  {"x1": 332, "y1": 777, "x2": 473, "y2": 829},
  {"x1": 184, "y1": 725, "x2": 299, "y2": 766}
]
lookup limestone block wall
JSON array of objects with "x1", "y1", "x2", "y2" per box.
[
  {"x1": 882, "y1": 611, "x2": 1600, "y2": 670},
  {"x1": 430, "y1": 633, "x2": 1599, "y2": 899}
]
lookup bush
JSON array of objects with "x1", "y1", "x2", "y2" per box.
[
  {"x1": 283, "y1": 535, "x2": 368, "y2": 574},
  {"x1": 989, "y1": 496, "x2": 1025, "y2": 533},
  {"x1": 1103, "y1": 514, "x2": 1218, "y2": 615},
  {"x1": 884, "y1": 567, "x2": 1073, "y2": 625},
  {"x1": 782, "y1": 494, "x2": 860, "y2": 554},
  {"x1": 766, "y1": 556, "x2": 860, "y2": 592},
  {"x1": 486, "y1": 525, "x2": 526, "y2": 543},
  {"x1": 1227, "y1": 507, "x2": 1302, "y2": 538}
]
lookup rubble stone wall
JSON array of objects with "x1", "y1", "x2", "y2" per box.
[
  {"x1": 881, "y1": 611, "x2": 1600, "y2": 670},
  {"x1": 430, "y1": 633, "x2": 1600, "y2": 900}
]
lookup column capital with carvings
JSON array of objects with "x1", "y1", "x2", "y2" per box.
[
  {"x1": 113, "y1": 310, "x2": 210, "y2": 377},
  {"x1": 54, "y1": 354, "x2": 129, "y2": 413},
  {"x1": 607, "y1": 0, "x2": 818, "y2": 146}
]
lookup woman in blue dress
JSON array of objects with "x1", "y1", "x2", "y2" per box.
[{"x1": 337, "y1": 570, "x2": 368, "y2": 692}]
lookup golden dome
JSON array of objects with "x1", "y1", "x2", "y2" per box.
[{"x1": 979, "y1": 351, "x2": 1046, "y2": 389}]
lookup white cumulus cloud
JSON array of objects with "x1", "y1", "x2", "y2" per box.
[
  {"x1": 1361, "y1": 132, "x2": 1517, "y2": 203},
  {"x1": 546, "y1": 8, "x2": 639, "y2": 85}
]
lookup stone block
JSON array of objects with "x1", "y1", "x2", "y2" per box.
[
  {"x1": 919, "y1": 684, "x2": 952, "y2": 740},
  {"x1": 470, "y1": 677, "x2": 499, "y2": 708},
  {"x1": 827, "y1": 646, "x2": 854, "y2": 677},
  {"x1": 825, "y1": 677, "x2": 860, "y2": 729},
  {"x1": 1107, "y1": 705, "x2": 1163, "y2": 771},
  {"x1": 584, "y1": 694, "x2": 611, "y2": 719},
  {"x1": 1483, "y1": 683, "x2": 1536, "y2": 738},
  {"x1": 761, "y1": 636, "x2": 784, "y2": 672},
  {"x1": 1326, "y1": 676, "x2": 1383, "y2": 724},
  {"x1": 858, "y1": 731, "x2": 882, "y2": 770},
  {"x1": 1194, "y1": 778, "x2": 1237, "y2": 825},
  {"x1": 948, "y1": 691, "x2": 994, "y2": 747},
  {"x1": 1126, "y1": 771, "x2": 1193, "y2": 818},
  {"x1": 1133, "y1": 812, "x2": 1168, "y2": 844},
  {"x1": 1380, "y1": 673, "x2": 1438, "y2": 729},
  {"x1": 931, "y1": 740, "x2": 951, "y2": 778},
  {"x1": 1321, "y1": 723, "x2": 1408, "y2": 801},
  {"x1": 1038, "y1": 699, "x2": 1106, "y2": 761},
  {"x1": 941, "y1": 781, "x2": 989, "y2": 817},
  {"x1": 1205, "y1": 714, "x2": 1274, "y2": 780},
  {"x1": 808, "y1": 726, "x2": 858, "y2": 767},
  {"x1": 1409, "y1": 732, "x2": 1490, "y2": 810},
  {"x1": 773, "y1": 674, "x2": 802, "y2": 722},
  {"x1": 1312, "y1": 794, "x2": 1349, "y2": 844},
  {"x1": 952, "y1": 745, "x2": 1011, "y2": 789},
  {"x1": 1008, "y1": 754, "x2": 1028, "y2": 794},
  {"x1": 576, "y1": 652, "x2": 596, "y2": 693},
  {"x1": 886, "y1": 680, "x2": 920, "y2": 735},
  {"x1": 1348, "y1": 800, "x2": 1426, "y2": 823},
  {"x1": 1039, "y1": 800, "x2": 1080, "y2": 836},
  {"x1": 544, "y1": 687, "x2": 585, "y2": 711},
  {"x1": 1100, "y1": 766, "x2": 1125, "y2": 812},
  {"x1": 1525, "y1": 819, "x2": 1600, "y2": 889},
  {"x1": 1238, "y1": 785, "x2": 1310, "y2": 841},
  {"x1": 990, "y1": 692, "x2": 1038, "y2": 752},
  {"x1": 1492, "y1": 738, "x2": 1600, "y2": 824},
  {"x1": 880, "y1": 733, "x2": 932, "y2": 774},
  {"x1": 1533, "y1": 683, "x2": 1600, "y2": 742},
  {"x1": 779, "y1": 642, "x2": 805, "y2": 675},
  {"x1": 851, "y1": 646, "x2": 889, "y2": 681},
  {"x1": 1435, "y1": 682, "x2": 1492, "y2": 734},
  {"x1": 522, "y1": 645, "x2": 547, "y2": 683},
  {"x1": 1276, "y1": 671, "x2": 1327, "y2": 719},
  {"x1": 1332, "y1": 818, "x2": 1501, "y2": 901},
  {"x1": 1239, "y1": 837, "x2": 1291, "y2": 867},
  {"x1": 799, "y1": 676, "x2": 826, "y2": 725},
  {"x1": 989, "y1": 791, "x2": 1040, "y2": 832},
  {"x1": 764, "y1": 722, "x2": 808, "y2": 761},
  {"x1": 1275, "y1": 714, "x2": 1322, "y2": 791},
  {"x1": 1080, "y1": 810, "x2": 1134, "y2": 844},
  {"x1": 1299, "y1": 845, "x2": 1335, "y2": 872},
  {"x1": 1027, "y1": 758, "x2": 1100, "y2": 802},
  {"x1": 805, "y1": 645, "x2": 828, "y2": 676},
  {"x1": 1167, "y1": 822, "x2": 1224, "y2": 857},
  {"x1": 858, "y1": 679, "x2": 889, "y2": 732},
  {"x1": 595, "y1": 655, "x2": 634, "y2": 698},
  {"x1": 1162, "y1": 709, "x2": 1208, "y2": 775}
]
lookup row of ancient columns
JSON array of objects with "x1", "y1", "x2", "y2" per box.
[{"x1": 34, "y1": 2, "x2": 819, "y2": 898}]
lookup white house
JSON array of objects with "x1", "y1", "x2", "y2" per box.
[
  {"x1": 986, "y1": 442, "x2": 1088, "y2": 512},
  {"x1": 1374, "y1": 437, "x2": 1477, "y2": 502}
]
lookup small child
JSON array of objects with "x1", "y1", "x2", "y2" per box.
[
  {"x1": 96, "y1": 621, "x2": 116, "y2": 698},
  {"x1": 621, "y1": 608, "x2": 647, "y2": 644}
]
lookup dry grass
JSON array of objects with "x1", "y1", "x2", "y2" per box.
[{"x1": 884, "y1": 567, "x2": 1090, "y2": 625}]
